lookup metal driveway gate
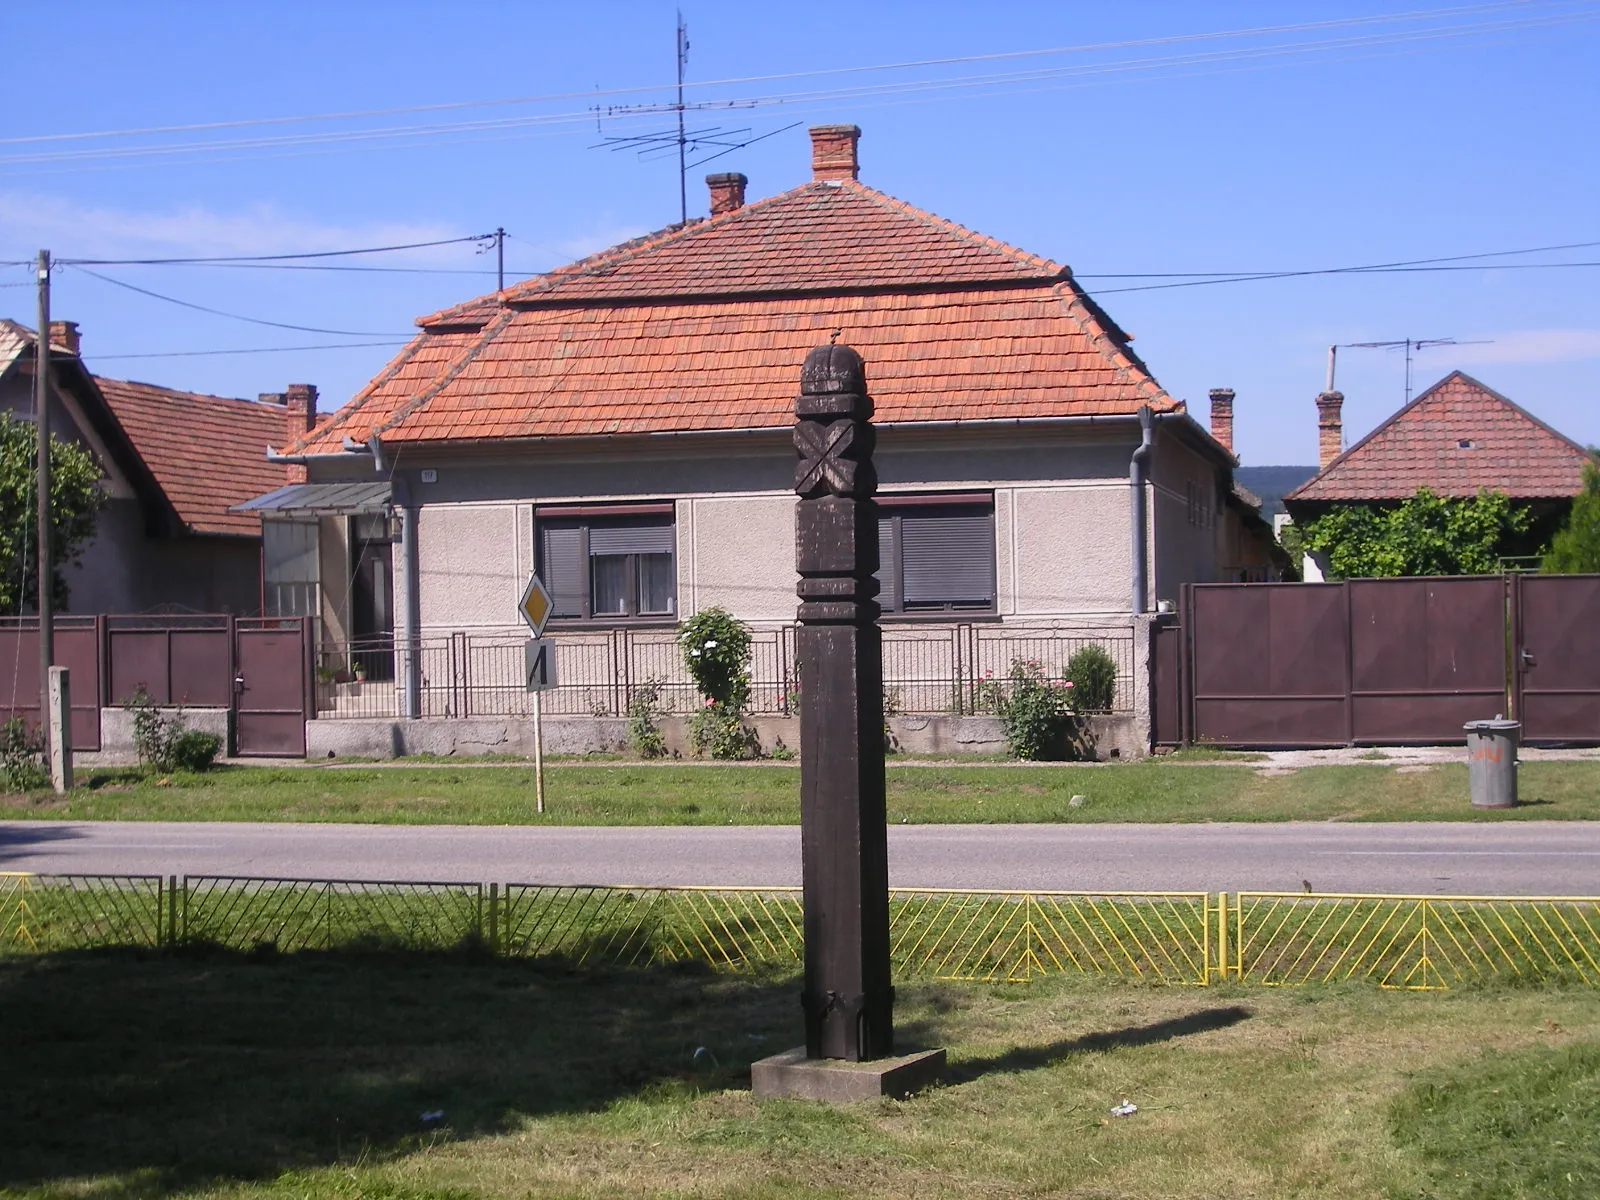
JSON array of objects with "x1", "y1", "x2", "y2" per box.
[
  {"x1": 1516, "y1": 574, "x2": 1600, "y2": 744},
  {"x1": 1178, "y1": 577, "x2": 1516, "y2": 748},
  {"x1": 233, "y1": 618, "x2": 309, "y2": 757}
]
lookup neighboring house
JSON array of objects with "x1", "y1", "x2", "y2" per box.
[
  {"x1": 0, "y1": 318, "x2": 306, "y2": 614},
  {"x1": 250, "y1": 124, "x2": 1274, "y2": 729},
  {"x1": 1284, "y1": 371, "x2": 1594, "y2": 579}
]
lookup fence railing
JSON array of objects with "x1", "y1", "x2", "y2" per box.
[
  {"x1": 314, "y1": 622, "x2": 1137, "y2": 720},
  {"x1": 8, "y1": 873, "x2": 1597, "y2": 990}
]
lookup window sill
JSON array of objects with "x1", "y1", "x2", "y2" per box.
[
  {"x1": 546, "y1": 618, "x2": 680, "y2": 632},
  {"x1": 879, "y1": 610, "x2": 1000, "y2": 624}
]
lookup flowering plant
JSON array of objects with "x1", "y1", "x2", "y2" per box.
[{"x1": 677, "y1": 607, "x2": 755, "y2": 758}]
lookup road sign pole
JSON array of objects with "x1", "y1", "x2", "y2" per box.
[{"x1": 532, "y1": 688, "x2": 546, "y2": 814}]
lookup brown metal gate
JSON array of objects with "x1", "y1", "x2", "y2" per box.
[
  {"x1": 233, "y1": 618, "x2": 309, "y2": 757},
  {"x1": 0, "y1": 616, "x2": 104, "y2": 751},
  {"x1": 1515, "y1": 574, "x2": 1600, "y2": 745},
  {"x1": 1179, "y1": 577, "x2": 1513, "y2": 748}
]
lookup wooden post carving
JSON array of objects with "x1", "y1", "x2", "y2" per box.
[{"x1": 794, "y1": 343, "x2": 893, "y2": 1061}]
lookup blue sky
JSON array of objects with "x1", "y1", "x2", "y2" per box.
[{"x1": 2, "y1": 1, "x2": 1596, "y2": 465}]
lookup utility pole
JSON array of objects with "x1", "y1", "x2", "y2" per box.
[
  {"x1": 496, "y1": 227, "x2": 505, "y2": 292},
  {"x1": 33, "y1": 250, "x2": 53, "y2": 765}
]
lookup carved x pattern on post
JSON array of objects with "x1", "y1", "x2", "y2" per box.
[{"x1": 795, "y1": 419, "x2": 858, "y2": 498}]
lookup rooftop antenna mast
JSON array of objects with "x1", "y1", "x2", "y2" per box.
[
  {"x1": 675, "y1": 11, "x2": 688, "y2": 225},
  {"x1": 1333, "y1": 337, "x2": 1492, "y2": 403},
  {"x1": 588, "y1": 15, "x2": 800, "y2": 224}
]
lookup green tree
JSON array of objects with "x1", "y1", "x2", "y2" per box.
[
  {"x1": 1541, "y1": 460, "x2": 1600, "y2": 574},
  {"x1": 0, "y1": 412, "x2": 105, "y2": 612},
  {"x1": 1298, "y1": 487, "x2": 1533, "y2": 579}
]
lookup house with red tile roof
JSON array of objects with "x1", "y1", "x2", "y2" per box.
[
  {"x1": 0, "y1": 318, "x2": 309, "y2": 614},
  {"x1": 1284, "y1": 371, "x2": 1594, "y2": 577},
  {"x1": 256, "y1": 124, "x2": 1274, "y2": 746}
]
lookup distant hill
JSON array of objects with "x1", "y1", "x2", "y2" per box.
[{"x1": 1236, "y1": 466, "x2": 1318, "y2": 518}]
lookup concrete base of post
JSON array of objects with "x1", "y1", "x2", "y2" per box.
[
  {"x1": 751, "y1": 1046, "x2": 945, "y2": 1102},
  {"x1": 47, "y1": 665, "x2": 72, "y2": 793}
]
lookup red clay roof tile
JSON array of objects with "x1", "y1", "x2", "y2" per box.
[
  {"x1": 295, "y1": 174, "x2": 1174, "y2": 455},
  {"x1": 1287, "y1": 371, "x2": 1593, "y2": 502},
  {"x1": 95, "y1": 377, "x2": 288, "y2": 536}
]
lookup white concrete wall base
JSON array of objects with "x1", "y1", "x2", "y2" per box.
[
  {"x1": 304, "y1": 712, "x2": 1143, "y2": 762},
  {"x1": 77, "y1": 707, "x2": 233, "y2": 767}
]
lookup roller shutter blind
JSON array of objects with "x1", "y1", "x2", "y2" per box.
[
  {"x1": 876, "y1": 517, "x2": 900, "y2": 612},
  {"x1": 540, "y1": 526, "x2": 585, "y2": 617},
  {"x1": 901, "y1": 511, "x2": 995, "y2": 605},
  {"x1": 587, "y1": 521, "x2": 674, "y2": 556}
]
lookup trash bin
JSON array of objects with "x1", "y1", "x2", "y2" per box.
[{"x1": 1464, "y1": 717, "x2": 1520, "y2": 809}]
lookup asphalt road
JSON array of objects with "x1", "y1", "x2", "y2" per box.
[{"x1": 4, "y1": 820, "x2": 1598, "y2": 895}]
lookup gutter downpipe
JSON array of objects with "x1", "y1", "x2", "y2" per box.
[
  {"x1": 1130, "y1": 405, "x2": 1154, "y2": 615},
  {"x1": 395, "y1": 477, "x2": 422, "y2": 720}
]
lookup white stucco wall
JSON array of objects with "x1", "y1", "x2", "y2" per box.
[
  {"x1": 359, "y1": 423, "x2": 1225, "y2": 634},
  {"x1": 684, "y1": 494, "x2": 797, "y2": 622},
  {"x1": 416, "y1": 502, "x2": 525, "y2": 632}
]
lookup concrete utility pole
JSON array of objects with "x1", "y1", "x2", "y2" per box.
[{"x1": 34, "y1": 250, "x2": 53, "y2": 767}]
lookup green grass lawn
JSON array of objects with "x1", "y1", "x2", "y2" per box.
[
  {"x1": 3, "y1": 948, "x2": 1596, "y2": 1198},
  {"x1": 4, "y1": 759, "x2": 1599, "y2": 825}
]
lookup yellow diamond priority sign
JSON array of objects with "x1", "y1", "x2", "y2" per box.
[{"x1": 519, "y1": 573, "x2": 553, "y2": 636}]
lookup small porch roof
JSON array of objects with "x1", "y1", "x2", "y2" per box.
[{"x1": 232, "y1": 480, "x2": 392, "y2": 516}]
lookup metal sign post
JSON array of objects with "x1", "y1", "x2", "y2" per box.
[{"x1": 520, "y1": 576, "x2": 556, "y2": 813}]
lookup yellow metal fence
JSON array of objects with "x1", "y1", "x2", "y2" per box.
[{"x1": 4, "y1": 872, "x2": 1598, "y2": 990}]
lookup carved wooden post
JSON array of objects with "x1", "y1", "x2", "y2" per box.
[{"x1": 793, "y1": 343, "x2": 893, "y2": 1061}]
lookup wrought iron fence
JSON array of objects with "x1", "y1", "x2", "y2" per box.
[{"x1": 314, "y1": 622, "x2": 1135, "y2": 720}]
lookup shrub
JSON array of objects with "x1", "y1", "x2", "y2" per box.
[
  {"x1": 1, "y1": 715, "x2": 47, "y2": 792},
  {"x1": 626, "y1": 678, "x2": 669, "y2": 759},
  {"x1": 1064, "y1": 644, "x2": 1118, "y2": 713},
  {"x1": 678, "y1": 607, "x2": 756, "y2": 759},
  {"x1": 998, "y1": 659, "x2": 1077, "y2": 760},
  {"x1": 124, "y1": 687, "x2": 221, "y2": 773},
  {"x1": 169, "y1": 729, "x2": 222, "y2": 773}
]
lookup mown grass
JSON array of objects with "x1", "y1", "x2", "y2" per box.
[
  {"x1": 3, "y1": 759, "x2": 1599, "y2": 825},
  {"x1": 2, "y1": 949, "x2": 1596, "y2": 1198}
]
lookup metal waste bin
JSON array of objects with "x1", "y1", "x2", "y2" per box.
[{"x1": 1464, "y1": 717, "x2": 1520, "y2": 809}]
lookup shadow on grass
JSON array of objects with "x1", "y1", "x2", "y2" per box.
[
  {"x1": 944, "y1": 1004, "x2": 1252, "y2": 1084},
  {"x1": 0, "y1": 945, "x2": 799, "y2": 1198}
]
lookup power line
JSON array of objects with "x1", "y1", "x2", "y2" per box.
[
  {"x1": 61, "y1": 234, "x2": 494, "y2": 266},
  {"x1": 67, "y1": 266, "x2": 407, "y2": 337},
  {"x1": 2, "y1": 5, "x2": 1592, "y2": 170},
  {"x1": 0, "y1": 1, "x2": 1556, "y2": 147},
  {"x1": 86, "y1": 340, "x2": 410, "y2": 361}
]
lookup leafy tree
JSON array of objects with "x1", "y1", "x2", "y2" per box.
[
  {"x1": 1541, "y1": 460, "x2": 1600, "y2": 574},
  {"x1": 1298, "y1": 487, "x2": 1533, "y2": 579},
  {"x1": 0, "y1": 411, "x2": 105, "y2": 612}
]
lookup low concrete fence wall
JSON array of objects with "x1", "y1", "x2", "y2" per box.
[
  {"x1": 75, "y1": 707, "x2": 232, "y2": 768},
  {"x1": 303, "y1": 712, "x2": 1141, "y2": 762}
]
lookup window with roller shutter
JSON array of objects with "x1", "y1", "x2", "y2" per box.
[
  {"x1": 535, "y1": 504, "x2": 676, "y2": 622},
  {"x1": 875, "y1": 496, "x2": 996, "y2": 615}
]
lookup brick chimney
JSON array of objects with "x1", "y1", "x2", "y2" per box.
[
  {"x1": 1316, "y1": 390, "x2": 1344, "y2": 469},
  {"x1": 706, "y1": 171, "x2": 747, "y2": 216},
  {"x1": 1208, "y1": 387, "x2": 1235, "y2": 454},
  {"x1": 48, "y1": 321, "x2": 80, "y2": 356},
  {"x1": 810, "y1": 124, "x2": 860, "y2": 182},
  {"x1": 280, "y1": 383, "x2": 318, "y2": 483}
]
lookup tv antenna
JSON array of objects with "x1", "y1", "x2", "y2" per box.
[
  {"x1": 589, "y1": 12, "x2": 799, "y2": 224},
  {"x1": 1327, "y1": 337, "x2": 1493, "y2": 403}
]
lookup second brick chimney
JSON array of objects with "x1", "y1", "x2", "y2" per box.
[
  {"x1": 1208, "y1": 387, "x2": 1235, "y2": 454},
  {"x1": 280, "y1": 383, "x2": 318, "y2": 483},
  {"x1": 1316, "y1": 390, "x2": 1344, "y2": 469},
  {"x1": 810, "y1": 124, "x2": 860, "y2": 182},
  {"x1": 706, "y1": 171, "x2": 747, "y2": 216},
  {"x1": 48, "y1": 321, "x2": 81, "y2": 356}
]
